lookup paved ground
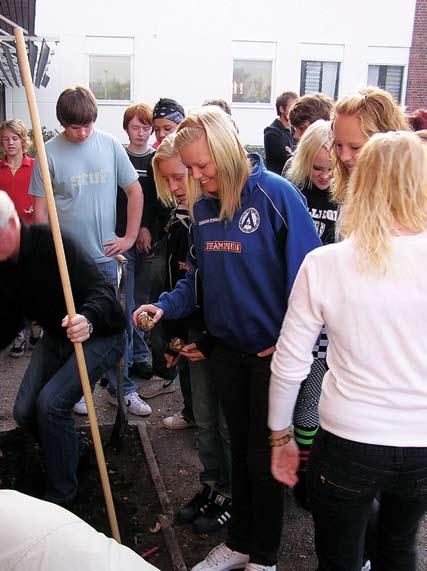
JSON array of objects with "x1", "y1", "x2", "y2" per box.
[{"x1": 1, "y1": 346, "x2": 426, "y2": 570}]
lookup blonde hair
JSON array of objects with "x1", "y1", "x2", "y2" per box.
[
  {"x1": 173, "y1": 107, "x2": 250, "y2": 220},
  {"x1": 331, "y1": 87, "x2": 410, "y2": 204},
  {"x1": 288, "y1": 120, "x2": 331, "y2": 188},
  {"x1": 0, "y1": 190, "x2": 17, "y2": 229},
  {"x1": 152, "y1": 133, "x2": 187, "y2": 207},
  {"x1": 339, "y1": 132, "x2": 427, "y2": 273},
  {"x1": 0, "y1": 119, "x2": 31, "y2": 156}
]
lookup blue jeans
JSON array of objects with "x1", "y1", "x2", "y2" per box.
[
  {"x1": 124, "y1": 247, "x2": 149, "y2": 365},
  {"x1": 135, "y1": 248, "x2": 176, "y2": 381},
  {"x1": 189, "y1": 345, "x2": 231, "y2": 495},
  {"x1": 97, "y1": 258, "x2": 136, "y2": 396},
  {"x1": 308, "y1": 428, "x2": 427, "y2": 571},
  {"x1": 177, "y1": 358, "x2": 194, "y2": 422},
  {"x1": 13, "y1": 332, "x2": 123, "y2": 503}
]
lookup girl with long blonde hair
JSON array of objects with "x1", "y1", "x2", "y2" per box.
[
  {"x1": 269, "y1": 132, "x2": 427, "y2": 571},
  {"x1": 135, "y1": 106, "x2": 321, "y2": 571},
  {"x1": 152, "y1": 133, "x2": 232, "y2": 535}
]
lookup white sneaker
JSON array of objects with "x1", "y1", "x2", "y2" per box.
[
  {"x1": 73, "y1": 396, "x2": 88, "y2": 415},
  {"x1": 245, "y1": 563, "x2": 276, "y2": 571},
  {"x1": 162, "y1": 411, "x2": 195, "y2": 430},
  {"x1": 191, "y1": 543, "x2": 249, "y2": 571},
  {"x1": 107, "y1": 391, "x2": 152, "y2": 416}
]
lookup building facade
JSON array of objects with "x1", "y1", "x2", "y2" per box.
[{"x1": 3, "y1": 0, "x2": 423, "y2": 144}]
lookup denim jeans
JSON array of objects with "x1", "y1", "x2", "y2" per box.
[
  {"x1": 209, "y1": 342, "x2": 285, "y2": 566},
  {"x1": 97, "y1": 258, "x2": 136, "y2": 396},
  {"x1": 308, "y1": 428, "x2": 427, "y2": 571},
  {"x1": 177, "y1": 358, "x2": 194, "y2": 422},
  {"x1": 124, "y1": 247, "x2": 149, "y2": 365},
  {"x1": 189, "y1": 344, "x2": 231, "y2": 495},
  {"x1": 13, "y1": 332, "x2": 123, "y2": 503},
  {"x1": 135, "y1": 247, "x2": 176, "y2": 381}
]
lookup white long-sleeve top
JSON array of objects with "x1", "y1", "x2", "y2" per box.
[{"x1": 269, "y1": 233, "x2": 427, "y2": 447}]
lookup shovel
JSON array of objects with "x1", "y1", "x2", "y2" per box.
[{"x1": 106, "y1": 254, "x2": 129, "y2": 450}]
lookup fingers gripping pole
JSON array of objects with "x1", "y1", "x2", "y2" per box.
[{"x1": 14, "y1": 27, "x2": 121, "y2": 543}]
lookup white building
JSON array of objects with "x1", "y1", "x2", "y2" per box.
[{"x1": 3, "y1": 0, "x2": 418, "y2": 145}]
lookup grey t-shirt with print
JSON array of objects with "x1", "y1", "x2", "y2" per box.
[{"x1": 29, "y1": 129, "x2": 138, "y2": 263}]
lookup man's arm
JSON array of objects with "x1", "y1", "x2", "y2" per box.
[
  {"x1": 264, "y1": 129, "x2": 292, "y2": 175},
  {"x1": 33, "y1": 196, "x2": 48, "y2": 224},
  {"x1": 104, "y1": 180, "x2": 143, "y2": 256}
]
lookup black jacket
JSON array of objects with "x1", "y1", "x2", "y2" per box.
[
  {"x1": 0, "y1": 224, "x2": 125, "y2": 349},
  {"x1": 263, "y1": 118, "x2": 296, "y2": 175},
  {"x1": 163, "y1": 207, "x2": 215, "y2": 357}
]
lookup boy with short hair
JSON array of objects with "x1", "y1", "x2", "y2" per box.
[
  {"x1": 117, "y1": 103, "x2": 155, "y2": 380},
  {"x1": 30, "y1": 86, "x2": 149, "y2": 416}
]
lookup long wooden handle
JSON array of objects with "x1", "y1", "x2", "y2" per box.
[{"x1": 14, "y1": 27, "x2": 121, "y2": 543}]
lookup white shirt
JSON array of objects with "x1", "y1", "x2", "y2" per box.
[
  {"x1": 0, "y1": 490, "x2": 158, "y2": 571},
  {"x1": 269, "y1": 233, "x2": 427, "y2": 447}
]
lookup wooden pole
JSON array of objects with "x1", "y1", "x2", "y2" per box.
[{"x1": 14, "y1": 26, "x2": 121, "y2": 543}]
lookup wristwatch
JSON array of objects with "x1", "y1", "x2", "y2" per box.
[{"x1": 85, "y1": 318, "x2": 94, "y2": 335}]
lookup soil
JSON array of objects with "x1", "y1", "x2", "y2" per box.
[
  {"x1": 1, "y1": 348, "x2": 427, "y2": 570},
  {"x1": 0, "y1": 424, "x2": 172, "y2": 571}
]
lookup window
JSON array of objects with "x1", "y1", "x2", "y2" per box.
[
  {"x1": 89, "y1": 55, "x2": 131, "y2": 101},
  {"x1": 232, "y1": 59, "x2": 272, "y2": 104},
  {"x1": 367, "y1": 65, "x2": 404, "y2": 102},
  {"x1": 300, "y1": 61, "x2": 340, "y2": 99}
]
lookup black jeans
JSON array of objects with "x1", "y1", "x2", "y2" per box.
[
  {"x1": 209, "y1": 343, "x2": 285, "y2": 566},
  {"x1": 308, "y1": 428, "x2": 427, "y2": 571}
]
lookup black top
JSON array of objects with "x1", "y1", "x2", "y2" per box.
[
  {"x1": 140, "y1": 156, "x2": 172, "y2": 249},
  {"x1": 300, "y1": 181, "x2": 338, "y2": 245},
  {"x1": 116, "y1": 147, "x2": 155, "y2": 237},
  {"x1": 163, "y1": 207, "x2": 215, "y2": 357},
  {"x1": 0, "y1": 224, "x2": 125, "y2": 349},
  {"x1": 263, "y1": 118, "x2": 296, "y2": 175}
]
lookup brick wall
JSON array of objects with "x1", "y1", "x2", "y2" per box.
[{"x1": 405, "y1": 0, "x2": 427, "y2": 111}]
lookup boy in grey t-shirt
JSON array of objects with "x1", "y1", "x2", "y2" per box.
[{"x1": 30, "y1": 86, "x2": 150, "y2": 417}]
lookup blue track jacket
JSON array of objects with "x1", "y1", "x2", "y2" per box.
[{"x1": 156, "y1": 155, "x2": 321, "y2": 354}]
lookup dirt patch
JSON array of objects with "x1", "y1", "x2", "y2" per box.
[{"x1": 0, "y1": 425, "x2": 173, "y2": 571}]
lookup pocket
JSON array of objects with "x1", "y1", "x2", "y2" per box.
[{"x1": 309, "y1": 461, "x2": 375, "y2": 502}]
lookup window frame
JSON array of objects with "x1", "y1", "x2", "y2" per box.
[
  {"x1": 367, "y1": 64, "x2": 404, "y2": 103},
  {"x1": 231, "y1": 57, "x2": 275, "y2": 108},
  {"x1": 300, "y1": 60, "x2": 341, "y2": 100},
  {"x1": 88, "y1": 53, "x2": 132, "y2": 105}
]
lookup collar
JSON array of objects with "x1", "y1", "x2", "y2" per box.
[
  {"x1": 0, "y1": 155, "x2": 33, "y2": 169},
  {"x1": 21, "y1": 155, "x2": 33, "y2": 167}
]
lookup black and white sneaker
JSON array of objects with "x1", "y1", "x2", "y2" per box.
[
  {"x1": 9, "y1": 330, "x2": 26, "y2": 358},
  {"x1": 193, "y1": 491, "x2": 231, "y2": 534},
  {"x1": 176, "y1": 484, "x2": 213, "y2": 524}
]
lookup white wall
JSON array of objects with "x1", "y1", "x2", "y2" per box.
[{"x1": 7, "y1": 0, "x2": 416, "y2": 145}]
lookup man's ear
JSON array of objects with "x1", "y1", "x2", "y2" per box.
[{"x1": 279, "y1": 106, "x2": 285, "y2": 116}]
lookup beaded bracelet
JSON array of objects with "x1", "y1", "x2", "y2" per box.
[{"x1": 269, "y1": 430, "x2": 294, "y2": 447}]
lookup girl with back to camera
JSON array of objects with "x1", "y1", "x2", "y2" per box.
[
  {"x1": 269, "y1": 132, "x2": 427, "y2": 571},
  {"x1": 134, "y1": 107, "x2": 321, "y2": 571}
]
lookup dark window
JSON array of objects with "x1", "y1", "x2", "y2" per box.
[
  {"x1": 367, "y1": 65, "x2": 404, "y2": 102},
  {"x1": 300, "y1": 60, "x2": 340, "y2": 99}
]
